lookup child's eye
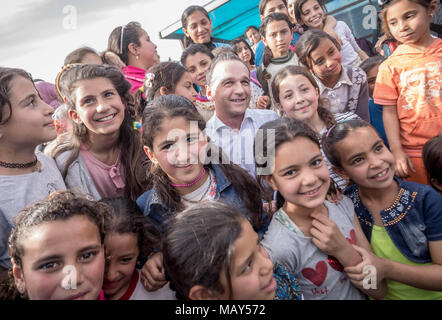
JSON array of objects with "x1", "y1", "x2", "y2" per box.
[
  {"x1": 104, "y1": 91, "x2": 114, "y2": 98},
  {"x1": 283, "y1": 169, "x2": 297, "y2": 177},
  {"x1": 312, "y1": 158, "x2": 323, "y2": 167},
  {"x1": 352, "y1": 157, "x2": 364, "y2": 165},
  {"x1": 40, "y1": 262, "x2": 61, "y2": 271},
  {"x1": 80, "y1": 251, "x2": 97, "y2": 262},
  {"x1": 242, "y1": 258, "x2": 253, "y2": 274},
  {"x1": 187, "y1": 135, "x2": 198, "y2": 143},
  {"x1": 26, "y1": 97, "x2": 35, "y2": 107},
  {"x1": 375, "y1": 144, "x2": 384, "y2": 152},
  {"x1": 162, "y1": 143, "x2": 173, "y2": 151},
  {"x1": 284, "y1": 93, "x2": 292, "y2": 99},
  {"x1": 84, "y1": 98, "x2": 95, "y2": 105},
  {"x1": 120, "y1": 257, "x2": 135, "y2": 264}
]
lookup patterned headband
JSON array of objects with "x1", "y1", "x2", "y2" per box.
[{"x1": 55, "y1": 63, "x2": 82, "y2": 103}]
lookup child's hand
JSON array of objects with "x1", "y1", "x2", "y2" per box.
[
  {"x1": 310, "y1": 212, "x2": 349, "y2": 257},
  {"x1": 256, "y1": 95, "x2": 270, "y2": 109},
  {"x1": 141, "y1": 252, "x2": 167, "y2": 292},
  {"x1": 293, "y1": 24, "x2": 304, "y2": 34},
  {"x1": 263, "y1": 200, "x2": 277, "y2": 219},
  {"x1": 344, "y1": 245, "x2": 386, "y2": 289},
  {"x1": 326, "y1": 190, "x2": 343, "y2": 204},
  {"x1": 392, "y1": 149, "x2": 415, "y2": 178}
]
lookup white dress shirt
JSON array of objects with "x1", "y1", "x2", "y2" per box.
[{"x1": 205, "y1": 108, "x2": 279, "y2": 177}]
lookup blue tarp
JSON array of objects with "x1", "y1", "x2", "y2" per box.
[{"x1": 159, "y1": 0, "x2": 380, "y2": 44}]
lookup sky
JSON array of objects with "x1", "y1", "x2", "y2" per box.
[{"x1": 0, "y1": 0, "x2": 208, "y2": 82}]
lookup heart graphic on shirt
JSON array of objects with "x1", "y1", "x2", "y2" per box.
[
  {"x1": 346, "y1": 229, "x2": 356, "y2": 245},
  {"x1": 301, "y1": 261, "x2": 328, "y2": 287},
  {"x1": 327, "y1": 255, "x2": 344, "y2": 272}
]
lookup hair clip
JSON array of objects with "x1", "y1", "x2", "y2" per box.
[
  {"x1": 325, "y1": 124, "x2": 337, "y2": 138},
  {"x1": 139, "y1": 85, "x2": 145, "y2": 93},
  {"x1": 145, "y1": 73, "x2": 155, "y2": 88},
  {"x1": 133, "y1": 121, "x2": 142, "y2": 132},
  {"x1": 120, "y1": 25, "x2": 126, "y2": 54}
]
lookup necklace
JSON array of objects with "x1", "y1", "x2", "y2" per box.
[
  {"x1": 171, "y1": 167, "x2": 206, "y2": 188},
  {"x1": 183, "y1": 171, "x2": 212, "y2": 204},
  {"x1": 0, "y1": 157, "x2": 38, "y2": 169}
]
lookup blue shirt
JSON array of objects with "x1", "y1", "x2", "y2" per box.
[
  {"x1": 369, "y1": 99, "x2": 389, "y2": 148},
  {"x1": 345, "y1": 177, "x2": 442, "y2": 263}
]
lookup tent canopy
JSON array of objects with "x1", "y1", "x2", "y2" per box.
[{"x1": 159, "y1": 0, "x2": 380, "y2": 46}]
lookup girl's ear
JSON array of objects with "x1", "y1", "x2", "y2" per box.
[
  {"x1": 68, "y1": 109, "x2": 82, "y2": 124},
  {"x1": 206, "y1": 85, "x2": 214, "y2": 101},
  {"x1": 182, "y1": 27, "x2": 190, "y2": 38},
  {"x1": 429, "y1": 0, "x2": 438, "y2": 17},
  {"x1": 261, "y1": 35, "x2": 267, "y2": 47},
  {"x1": 263, "y1": 175, "x2": 278, "y2": 191},
  {"x1": 127, "y1": 42, "x2": 138, "y2": 56},
  {"x1": 143, "y1": 146, "x2": 157, "y2": 164},
  {"x1": 12, "y1": 264, "x2": 26, "y2": 295},
  {"x1": 188, "y1": 285, "x2": 220, "y2": 300},
  {"x1": 159, "y1": 86, "x2": 168, "y2": 96}
]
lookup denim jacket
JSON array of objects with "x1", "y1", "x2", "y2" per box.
[
  {"x1": 136, "y1": 164, "x2": 269, "y2": 237},
  {"x1": 345, "y1": 178, "x2": 442, "y2": 263}
]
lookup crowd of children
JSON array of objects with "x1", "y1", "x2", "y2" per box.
[{"x1": 0, "y1": 0, "x2": 441, "y2": 300}]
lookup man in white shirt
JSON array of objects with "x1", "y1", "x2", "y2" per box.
[{"x1": 205, "y1": 52, "x2": 279, "y2": 177}]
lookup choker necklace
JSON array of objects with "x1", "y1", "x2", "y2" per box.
[
  {"x1": 0, "y1": 157, "x2": 38, "y2": 169},
  {"x1": 171, "y1": 168, "x2": 206, "y2": 188}
]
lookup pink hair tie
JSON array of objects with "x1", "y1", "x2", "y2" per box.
[{"x1": 171, "y1": 168, "x2": 206, "y2": 188}]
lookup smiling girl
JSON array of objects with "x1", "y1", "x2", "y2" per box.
[
  {"x1": 49, "y1": 64, "x2": 150, "y2": 201},
  {"x1": 136, "y1": 94, "x2": 268, "y2": 292},
  {"x1": 7, "y1": 190, "x2": 107, "y2": 300},
  {"x1": 256, "y1": 117, "x2": 387, "y2": 299},
  {"x1": 181, "y1": 5, "x2": 231, "y2": 50},
  {"x1": 323, "y1": 119, "x2": 442, "y2": 300}
]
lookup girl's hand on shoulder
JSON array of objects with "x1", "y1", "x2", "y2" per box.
[
  {"x1": 392, "y1": 148, "x2": 415, "y2": 178},
  {"x1": 323, "y1": 29, "x2": 342, "y2": 46},
  {"x1": 256, "y1": 95, "x2": 270, "y2": 109},
  {"x1": 310, "y1": 212, "x2": 349, "y2": 257},
  {"x1": 326, "y1": 189, "x2": 343, "y2": 204},
  {"x1": 344, "y1": 244, "x2": 386, "y2": 289},
  {"x1": 141, "y1": 252, "x2": 167, "y2": 292},
  {"x1": 263, "y1": 200, "x2": 278, "y2": 219},
  {"x1": 293, "y1": 24, "x2": 304, "y2": 35}
]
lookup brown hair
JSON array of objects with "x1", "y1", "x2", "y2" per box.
[
  {"x1": 0, "y1": 67, "x2": 34, "y2": 125},
  {"x1": 141, "y1": 95, "x2": 264, "y2": 229},
  {"x1": 295, "y1": 29, "x2": 342, "y2": 69},
  {"x1": 271, "y1": 65, "x2": 336, "y2": 129},
  {"x1": 322, "y1": 119, "x2": 372, "y2": 169},
  {"x1": 100, "y1": 197, "x2": 160, "y2": 265},
  {"x1": 259, "y1": 0, "x2": 288, "y2": 16},
  {"x1": 105, "y1": 21, "x2": 144, "y2": 66},
  {"x1": 64, "y1": 46, "x2": 101, "y2": 66},
  {"x1": 230, "y1": 39, "x2": 256, "y2": 65},
  {"x1": 163, "y1": 201, "x2": 246, "y2": 300},
  {"x1": 133, "y1": 61, "x2": 188, "y2": 118},
  {"x1": 422, "y1": 134, "x2": 442, "y2": 188},
  {"x1": 380, "y1": 0, "x2": 432, "y2": 40},
  {"x1": 51, "y1": 64, "x2": 150, "y2": 200}
]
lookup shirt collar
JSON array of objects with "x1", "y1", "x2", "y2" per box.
[
  {"x1": 316, "y1": 67, "x2": 352, "y2": 94},
  {"x1": 209, "y1": 108, "x2": 253, "y2": 132}
]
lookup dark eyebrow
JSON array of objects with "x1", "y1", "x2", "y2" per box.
[
  {"x1": 19, "y1": 93, "x2": 36, "y2": 106},
  {"x1": 78, "y1": 244, "x2": 102, "y2": 254},
  {"x1": 278, "y1": 153, "x2": 322, "y2": 174},
  {"x1": 32, "y1": 254, "x2": 62, "y2": 269},
  {"x1": 347, "y1": 140, "x2": 383, "y2": 162}
]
